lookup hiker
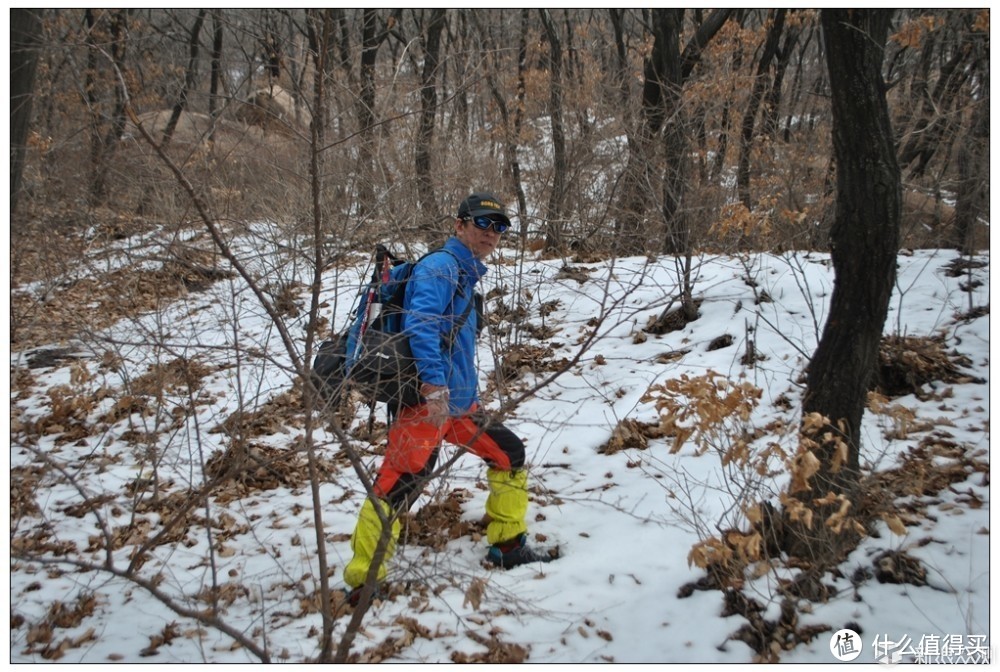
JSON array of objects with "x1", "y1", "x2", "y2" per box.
[{"x1": 343, "y1": 192, "x2": 551, "y2": 604}]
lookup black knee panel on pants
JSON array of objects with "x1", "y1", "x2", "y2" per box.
[{"x1": 483, "y1": 422, "x2": 525, "y2": 471}]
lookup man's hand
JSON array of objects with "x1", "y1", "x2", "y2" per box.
[{"x1": 420, "y1": 383, "x2": 450, "y2": 426}]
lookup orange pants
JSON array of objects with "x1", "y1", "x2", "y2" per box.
[{"x1": 373, "y1": 403, "x2": 525, "y2": 511}]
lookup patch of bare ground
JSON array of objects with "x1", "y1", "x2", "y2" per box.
[{"x1": 873, "y1": 333, "x2": 985, "y2": 398}]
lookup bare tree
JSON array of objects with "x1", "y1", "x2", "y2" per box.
[
  {"x1": 472, "y1": 9, "x2": 530, "y2": 224},
  {"x1": 896, "y1": 11, "x2": 980, "y2": 180},
  {"x1": 85, "y1": 9, "x2": 131, "y2": 207},
  {"x1": 538, "y1": 9, "x2": 569, "y2": 254},
  {"x1": 354, "y1": 9, "x2": 399, "y2": 217},
  {"x1": 613, "y1": 9, "x2": 733, "y2": 257},
  {"x1": 11, "y1": 8, "x2": 43, "y2": 214},
  {"x1": 949, "y1": 14, "x2": 989, "y2": 254},
  {"x1": 737, "y1": 9, "x2": 786, "y2": 211},
  {"x1": 414, "y1": 9, "x2": 447, "y2": 220},
  {"x1": 783, "y1": 8, "x2": 900, "y2": 560}
]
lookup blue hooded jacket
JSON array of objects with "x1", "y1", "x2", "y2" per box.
[{"x1": 403, "y1": 236, "x2": 486, "y2": 413}]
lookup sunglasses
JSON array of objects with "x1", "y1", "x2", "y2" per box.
[{"x1": 467, "y1": 215, "x2": 510, "y2": 234}]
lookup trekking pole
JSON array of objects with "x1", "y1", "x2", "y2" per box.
[{"x1": 352, "y1": 245, "x2": 388, "y2": 362}]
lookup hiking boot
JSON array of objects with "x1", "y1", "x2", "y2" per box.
[
  {"x1": 345, "y1": 584, "x2": 387, "y2": 608},
  {"x1": 485, "y1": 533, "x2": 554, "y2": 569}
]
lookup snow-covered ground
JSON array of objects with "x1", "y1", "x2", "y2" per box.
[{"x1": 9, "y1": 236, "x2": 991, "y2": 665}]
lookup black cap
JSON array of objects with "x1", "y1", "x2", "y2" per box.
[{"x1": 457, "y1": 192, "x2": 510, "y2": 225}]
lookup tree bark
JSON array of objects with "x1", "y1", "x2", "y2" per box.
[
  {"x1": 473, "y1": 10, "x2": 529, "y2": 226},
  {"x1": 414, "y1": 9, "x2": 446, "y2": 219},
  {"x1": 711, "y1": 10, "x2": 747, "y2": 182},
  {"x1": 950, "y1": 30, "x2": 989, "y2": 254},
  {"x1": 662, "y1": 8, "x2": 733, "y2": 255},
  {"x1": 897, "y1": 12, "x2": 976, "y2": 179},
  {"x1": 11, "y1": 8, "x2": 43, "y2": 214},
  {"x1": 160, "y1": 10, "x2": 207, "y2": 152},
  {"x1": 86, "y1": 9, "x2": 130, "y2": 208},
  {"x1": 613, "y1": 9, "x2": 732, "y2": 257},
  {"x1": 737, "y1": 9, "x2": 786, "y2": 210},
  {"x1": 539, "y1": 9, "x2": 568, "y2": 254},
  {"x1": 657, "y1": 9, "x2": 686, "y2": 256},
  {"x1": 510, "y1": 10, "x2": 530, "y2": 224},
  {"x1": 785, "y1": 9, "x2": 900, "y2": 562},
  {"x1": 763, "y1": 15, "x2": 800, "y2": 140},
  {"x1": 208, "y1": 10, "x2": 224, "y2": 127},
  {"x1": 356, "y1": 9, "x2": 381, "y2": 216},
  {"x1": 355, "y1": 9, "x2": 398, "y2": 218}
]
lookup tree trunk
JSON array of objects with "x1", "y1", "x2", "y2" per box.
[
  {"x1": 87, "y1": 9, "x2": 130, "y2": 208},
  {"x1": 656, "y1": 10, "x2": 686, "y2": 256},
  {"x1": 356, "y1": 9, "x2": 381, "y2": 217},
  {"x1": 950, "y1": 36, "x2": 989, "y2": 254},
  {"x1": 414, "y1": 9, "x2": 446, "y2": 219},
  {"x1": 510, "y1": 10, "x2": 530, "y2": 224},
  {"x1": 711, "y1": 11, "x2": 746, "y2": 182},
  {"x1": 662, "y1": 8, "x2": 734, "y2": 256},
  {"x1": 784, "y1": 9, "x2": 900, "y2": 562},
  {"x1": 614, "y1": 9, "x2": 732, "y2": 257},
  {"x1": 614, "y1": 9, "x2": 681, "y2": 257},
  {"x1": 783, "y1": 22, "x2": 816, "y2": 143},
  {"x1": 539, "y1": 9, "x2": 568, "y2": 254},
  {"x1": 160, "y1": 10, "x2": 207, "y2": 152},
  {"x1": 473, "y1": 9, "x2": 529, "y2": 226},
  {"x1": 737, "y1": 9, "x2": 786, "y2": 210},
  {"x1": 304, "y1": 8, "x2": 336, "y2": 660},
  {"x1": 763, "y1": 16, "x2": 800, "y2": 140},
  {"x1": 137, "y1": 9, "x2": 203, "y2": 216},
  {"x1": 208, "y1": 10, "x2": 224, "y2": 127},
  {"x1": 85, "y1": 9, "x2": 101, "y2": 202},
  {"x1": 897, "y1": 12, "x2": 975, "y2": 179},
  {"x1": 11, "y1": 8, "x2": 43, "y2": 214}
]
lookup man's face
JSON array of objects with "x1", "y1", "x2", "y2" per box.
[{"x1": 455, "y1": 217, "x2": 503, "y2": 259}]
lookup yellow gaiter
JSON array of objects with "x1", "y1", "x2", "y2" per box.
[
  {"x1": 485, "y1": 468, "x2": 529, "y2": 545},
  {"x1": 343, "y1": 498, "x2": 401, "y2": 589}
]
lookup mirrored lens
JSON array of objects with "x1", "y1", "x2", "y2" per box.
[{"x1": 472, "y1": 216, "x2": 509, "y2": 233}]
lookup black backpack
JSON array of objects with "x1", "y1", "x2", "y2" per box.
[{"x1": 310, "y1": 244, "x2": 479, "y2": 410}]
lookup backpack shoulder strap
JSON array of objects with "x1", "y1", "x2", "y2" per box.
[{"x1": 412, "y1": 247, "x2": 475, "y2": 349}]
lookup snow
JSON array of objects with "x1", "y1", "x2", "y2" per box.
[{"x1": 8, "y1": 241, "x2": 992, "y2": 666}]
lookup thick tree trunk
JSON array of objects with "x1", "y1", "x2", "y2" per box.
[
  {"x1": 784, "y1": 9, "x2": 900, "y2": 562},
  {"x1": 11, "y1": 8, "x2": 43, "y2": 214},
  {"x1": 657, "y1": 10, "x2": 686, "y2": 256}
]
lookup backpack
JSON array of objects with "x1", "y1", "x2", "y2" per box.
[{"x1": 311, "y1": 244, "x2": 479, "y2": 411}]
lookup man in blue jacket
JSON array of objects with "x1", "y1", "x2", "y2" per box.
[{"x1": 343, "y1": 192, "x2": 551, "y2": 605}]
